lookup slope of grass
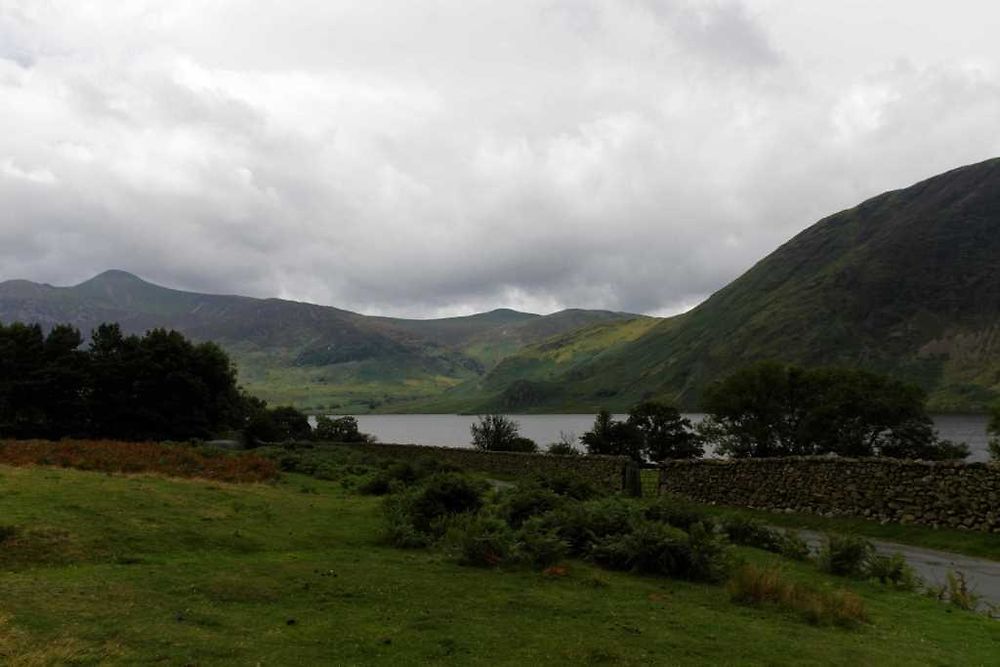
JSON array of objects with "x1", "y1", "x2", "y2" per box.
[{"x1": 0, "y1": 464, "x2": 997, "y2": 664}]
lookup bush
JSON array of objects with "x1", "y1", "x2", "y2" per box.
[
  {"x1": 507, "y1": 436, "x2": 539, "y2": 453},
  {"x1": 818, "y1": 534, "x2": 874, "y2": 577},
  {"x1": 358, "y1": 461, "x2": 420, "y2": 495},
  {"x1": 532, "y1": 472, "x2": 600, "y2": 500},
  {"x1": 645, "y1": 496, "x2": 716, "y2": 532},
  {"x1": 444, "y1": 514, "x2": 515, "y2": 567},
  {"x1": 381, "y1": 494, "x2": 432, "y2": 549},
  {"x1": 934, "y1": 570, "x2": 981, "y2": 611},
  {"x1": 865, "y1": 552, "x2": 920, "y2": 590},
  {"x1": 543, "y1": 497, "x2": 641, "y2": 555},
  {"x1": 778, "y1": 531, "x2": 812, "y2": 561},
  {"x1": 497, "y1": 485, "x2": 564, "y2": 528},
  {"x1": 514, "y1": 517, "x2": 569, "y2": 569},
  {"x1": 546, "y1": 441, "x2": 580, "y2": 456},
  {"x1": 407, "y1": 473, "x2": 486, "y2": 533},
  {"x1": 591, "y1": 520, "x2": 731, "y2": 582},
  {"x1": 720, "y1": 515, "x2": 782, "y2": 551},
  {"x1": 728, "y1": 564, "x2": 868, "y2": 627}
]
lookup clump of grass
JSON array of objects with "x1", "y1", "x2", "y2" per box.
[
  {"x1": 931, "y1": 570, "x2": 981, "y2": 611},
  {"x1": 728, "y1": 564, "x2": 869, "y2": 627}
]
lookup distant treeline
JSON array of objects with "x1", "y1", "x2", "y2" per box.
[
  {"x1": 0, "y1": 322, "x2": 247, "y2": 441},
  {"x1": 0, "y1": 321, "x2": 376, "y2": 444}
]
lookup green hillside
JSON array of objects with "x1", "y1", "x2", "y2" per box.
[
  {"x1": 0, "y1": 271, "x2": 636, "y2": 412},
  {"x1": 440, "y1": 158, "x2": 1000, "y2": 412}
]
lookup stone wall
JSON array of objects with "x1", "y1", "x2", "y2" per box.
[
  {"x1": 340, "y1": 442, "x2": 630, "y2": 493},
  {"x1": 658, "y1": 457, "x2": 1000, "y2": 532}
]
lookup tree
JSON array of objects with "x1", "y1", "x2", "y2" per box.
[
  {"x1": 0, "y1": 320, "x2": 248, "y2": 442},
  {"x1": 580, "y1": 409, "x2": 642, "y2": 461},
  {"x1": 315, "y1": 415, "x2": 372, "y2": 443},
  {"x1": 626, "y1": 401, "x2": 702, "y2": 461},
  {"x1": 470, "y1": 414, "x2": 526, "y2": 452},
  {"x1": 700, "y1": 362, "x2": 966, "y2": 460}
]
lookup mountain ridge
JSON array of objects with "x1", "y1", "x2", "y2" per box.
[
  {"x1": 429, "y1": 157, "x2": 1000, "y2": 413},
  {"x1": 0, "y1": 270, "x2": 643, "y2": 412}
]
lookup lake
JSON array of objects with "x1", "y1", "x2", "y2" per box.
[{"x1": 349, "y1": 413, "x2": 994, "y2": 462}]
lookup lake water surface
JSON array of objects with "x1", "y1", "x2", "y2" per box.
[{"x1": 351, "y1": 413, "x2": 994, "y2": 462}]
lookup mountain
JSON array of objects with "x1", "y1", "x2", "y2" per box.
[
  {"x1": 0, "y1": 270, "x2": 638, "y2": 412},
  {"x1": 433, "y1": 157, "x2": 1000, "y2": 413}
]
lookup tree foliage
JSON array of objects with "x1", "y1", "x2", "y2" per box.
[
  {"x1": 470, "y1": 414, "x2": 535, "y2": 452},
  {"x1": 314, "y1": 415, "x2": 372, "y2": 443},
  {"x1": 580, "y1": 403, "x2": 700, "y2": 462},
  {"x1": 700, "y1": 362, "x2": 967, "y2": 460},
  {"x1": 0, "y1": 321, "x2": 246, "y2": 441}
]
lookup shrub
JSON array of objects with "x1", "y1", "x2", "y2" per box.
[
  {"x1": 686, "y1": 522, "x2": 733, "y2": 583},
  {"x1": 543, "y1": 497, "x2": 641, "y2": 555},
  {"x1": 591, "y1": 520, "x2": 731, "y2": 582},
  {"x1": 645, "y1": 495, "x2": 716, "y2": 532},
  {"x1": 778, "y1": 531, "x2": 812, "y2": 561},
  {"x1": 407, "y1": 473, "x2": 486, "y2": 533},
  {"x1": 358, "y1": 461, "x2": 420, "y2": 495},
  {"x1": 592, "y1": 521, "x2": 689, "y2": 574},
  {"x1": 532, "y1": 472, "x2": 599, "y2": 500},
  {"x1": 720, "y1": 515, "x2": 782, "y2": 551},
  {"x1": 546, "y1": 441, "x2": 580, "y2": 456},
  {"x1": 514, "y1": 517, "x2": 569, "y2": 569},
  {"x1": 497, "y1": 485, "x2": 564, "y2": 528},
  {"x1": 507, "y1": 436, "x2": 539, "y2": 453},
  {"x1": 719, "y1": 515, "x2": 810, "y2": 560},
  {"x1": 818, "y1": 534, "x2": 874, "y2": 577},
  {"x1": 865, "y1": 552, "x2": 920, "y2": 590},
  {"x1": 444, "y1": 514, "x2": 515, "y2": 567},
  {"x1": 381, "y1": 494, "x2": 432, "y2": 549},
  {"x1": 728, "y1": 564, "x2": 868, "y2": 627}
]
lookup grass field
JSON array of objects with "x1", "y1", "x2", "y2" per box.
[{"x1": 1, "y1": 462, "x2": 998, "y2": 665}]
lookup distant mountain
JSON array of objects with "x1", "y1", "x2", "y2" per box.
[
  {"x1": 0, "y1": 270, "x2": 638, "y2": 412},
  {"x1": 423, "y1": 157, "x2": 1000, "y2": 413}
]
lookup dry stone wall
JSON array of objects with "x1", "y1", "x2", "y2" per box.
[
  {"x1": 340, "y1": 442, "x2": 629, "y2": 493},
  {"x1": 658, "y1": 457, "x2": 1000, "y2": 533}
]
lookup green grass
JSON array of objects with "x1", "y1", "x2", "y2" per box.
[{"x1": 0, "y1": 465, "x2": 997, "y2": 664}]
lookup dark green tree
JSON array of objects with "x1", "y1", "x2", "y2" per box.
[
  {"x1": 314, "y1": 415, "x2": 372, "y2": 443},
  {"x1": 580, "y1": 409, "x2": 643, "y2": 461},
  {"x1": 626, "y1": 401, "x2": 702, "y2": 461},
  {"x1": 470, "y1": 414, "x2": 524, "y2": 452},
  {"x1": 700, "y1": 362, "x2": 966, "y2": 460}
]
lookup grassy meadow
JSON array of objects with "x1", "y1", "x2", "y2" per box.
[{"x1": 1, "y1": 451, "x2": 998, "y2": 665}]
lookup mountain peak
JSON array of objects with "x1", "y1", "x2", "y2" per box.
[{"x1": 77, "y1": 269, "x2": 149, "y2": 287}]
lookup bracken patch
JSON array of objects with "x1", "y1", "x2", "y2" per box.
[{"x1": 0, "y1": 440, "x2": 279, "y2": 483}]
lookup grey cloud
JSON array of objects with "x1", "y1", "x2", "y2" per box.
[{"x1": 1, "y1": 2, "x2": 999, "y2": 318}]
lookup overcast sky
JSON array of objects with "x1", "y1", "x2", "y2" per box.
[{"x1": 2, "y1": 1, "x2": 999, "y2": 318}]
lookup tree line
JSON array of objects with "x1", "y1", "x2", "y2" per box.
[
  {"x1": 475, "y1": 361, "x2": 970, "y2": 461},
  {"x1": 0, "y1": 321, "x2": 371, "y2": 444}
]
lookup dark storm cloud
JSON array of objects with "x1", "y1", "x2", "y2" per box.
[{"x1": 1, "y1": 1, "x2": 1000, "y2": 317}]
